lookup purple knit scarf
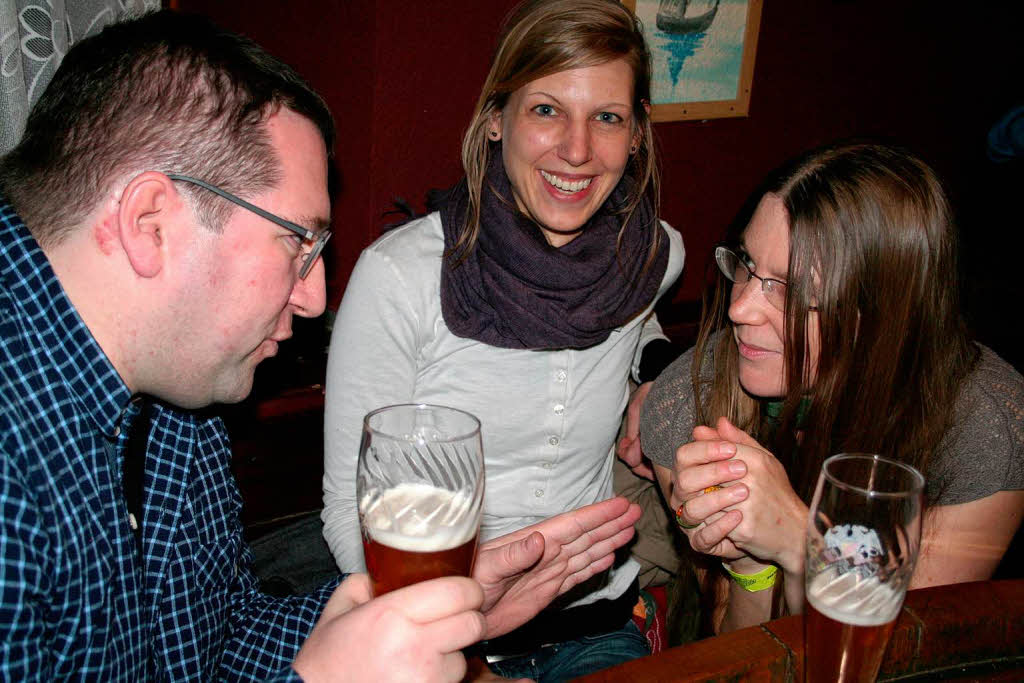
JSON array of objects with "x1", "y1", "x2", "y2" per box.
[{"x1": 439, "y1": 151, "x2": 669, "y2": 350}]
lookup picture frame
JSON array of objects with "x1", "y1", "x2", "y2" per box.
[{"x1": 622, "y1": 0, "x2": 763, "y2": 122}]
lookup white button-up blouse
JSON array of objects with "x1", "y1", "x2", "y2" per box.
[{"x1": 322, "y1": 212, "x2": 684, "y2": 606}]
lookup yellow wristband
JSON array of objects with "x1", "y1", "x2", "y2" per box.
[{"x1": 723, "y1": 562, "x2": 778, "y2": 592}]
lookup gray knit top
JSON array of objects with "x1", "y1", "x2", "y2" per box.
[{"x1": 640, "y1": 339, "x2": 1024, "y2": 505}]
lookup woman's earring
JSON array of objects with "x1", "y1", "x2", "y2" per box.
[
  {"x1": 490, "y1": 130, "x2": 500, "y2": 140},
  {"x1": 630, "y1": 145, "x2": 638, "y2": 154}
]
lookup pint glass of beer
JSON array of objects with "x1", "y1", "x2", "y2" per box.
[
  {"x1": 804, "y1": 454, "x2": 924, "y2": 683},
  {"x1": 357, "y1": 404, "x2": 485, "y2": 597}
]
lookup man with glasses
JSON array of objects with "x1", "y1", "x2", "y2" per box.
[
  {"x1": 0, "y1": 11, "x2": 640, "y2": 680},
  {"x1": 166, "y1": 174, "x2": 332, "y2": 280}
]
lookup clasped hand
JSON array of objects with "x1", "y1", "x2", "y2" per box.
[{"x1": 670, "y1": 417, "x2": 806, "y2": 573}]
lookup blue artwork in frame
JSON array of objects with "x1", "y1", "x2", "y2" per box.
[{"x1": 623, "y1": 0, "x2": 762, "y2": 122}]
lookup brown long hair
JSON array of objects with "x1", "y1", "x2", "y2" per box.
[
  {"x1": 456, "y1": 0, "x2": 659, "y2": 265},
  {"x1": 693, "y1": 143, "x2": 977, "y2": 503}
]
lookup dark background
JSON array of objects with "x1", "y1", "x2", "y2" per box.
[
  {"x1": 176, "y1": 0, "x2": 1023, "y2": 367},
  {"x1": 173, "y1": 1, "x2": 1024, "y2": 543}
]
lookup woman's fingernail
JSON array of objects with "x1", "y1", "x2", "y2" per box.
[
  {"x1": 728, "y1": 460, "x2": 745, "y2": 474},
  {"x1": 720, "y1": 442, "x2": 737, "y2": 455},
  {"x1": 731, "y1": 486, "x2": 748, "y2": 501}
]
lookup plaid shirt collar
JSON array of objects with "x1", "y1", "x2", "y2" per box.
[{"x1": 0, "y1": 200, "x2": 133, "y2": 437}]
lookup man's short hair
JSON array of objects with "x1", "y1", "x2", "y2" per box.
[{"x1": 0, "y1": 10, "x2": 334, "y2": 247}]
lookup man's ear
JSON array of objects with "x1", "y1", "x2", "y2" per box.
[{"x1": 117, "y1": 172, "x2": 180, "y2": 278}]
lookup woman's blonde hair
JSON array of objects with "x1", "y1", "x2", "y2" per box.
[{"x1": 455, "y1": 0, "x2": 659, "y2": 262}]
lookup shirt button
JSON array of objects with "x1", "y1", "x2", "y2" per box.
[
  {"x1": 555, "y1": 370, "x2": 567, "y2": 382},
  {"x1": 113, "y1": 426, "x2": 121, "y2": 437},
  {"x1": 553, "y1": 404, "x2": 565, "y2": 415},
  {"x1": 534, "y1": 489, "x2": 545, "y2": 497},
  {"x1": 541, "y1": 462, "x2": 554, "y2": 469},
  {"x1": 548, "y1": 436, "x2": 559, "y2": 446}
]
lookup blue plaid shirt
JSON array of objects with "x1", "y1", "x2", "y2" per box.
[{"x1": 0, "y1": 201, "x2": 341, "y2": 680}]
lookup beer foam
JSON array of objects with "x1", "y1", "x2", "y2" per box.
[
  {"x1": 361, "y1": 482, "x2": 478, "y2": 552},
  {"x1": 806, "y1": 566, "x2": 904, "y2": 627}
]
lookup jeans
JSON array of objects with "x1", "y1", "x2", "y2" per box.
[{"x1": 486, "y1": 618, "x2": 649, "y2": 682}]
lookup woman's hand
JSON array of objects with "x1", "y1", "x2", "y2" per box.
[
  {"x1": 667, "y1": 428, "x2": 749, "y2": 562},
  {"x1": 617, "y1": 381, "x2": 655, "y2": 480},
  {"x1": 707, "y1": 417, "x2": 807, "y2": 576},
  {"x1": 472, "y1": 496, "x2": 641, "y2": 639}
]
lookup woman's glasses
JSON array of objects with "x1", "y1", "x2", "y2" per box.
[{"x1": 715, "y1": 245, "x2": 817, "y2": 312}]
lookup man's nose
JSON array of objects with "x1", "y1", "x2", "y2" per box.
[{"x1": 291, "y1": 258, "x2": 327, "y2": 318}]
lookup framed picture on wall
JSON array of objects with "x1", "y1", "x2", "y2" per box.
[{"x1": 622, "y1": 0, "x2": 762, "y2": 122}]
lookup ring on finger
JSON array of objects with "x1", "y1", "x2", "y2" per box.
[
  {"x1": 675, "y1": 501, "x2": 700, "y2": 530},
  {"x1": 702, "y1": 484, "x2": 723, "y2": 495}
]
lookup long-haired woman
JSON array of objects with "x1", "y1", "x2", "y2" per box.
[
  {"x1": 640, "y1": 142, "x2": 1023, "y2": 632},
  {"x1": 323, "y1": 0, "x2": 685, "y2": 677}
]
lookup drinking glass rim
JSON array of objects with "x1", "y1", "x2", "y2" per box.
[
  {"x1": 822, "y1": 453, "x2": 925, "y2": 498},
  {"x1": 363, "y1": 403, "x2": 482, "y2": 442}
]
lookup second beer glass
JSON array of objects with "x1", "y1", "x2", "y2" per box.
[
  {"x1": 357, "y1": 404, "x2": 485, "y2": 597},
  {"x1": 804, "y1": 453, "x2": 924, "y2": 683}
]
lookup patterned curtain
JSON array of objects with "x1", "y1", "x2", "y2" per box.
[{"x1": 0, "y1": 0, "x2": 159, "y2": 154}]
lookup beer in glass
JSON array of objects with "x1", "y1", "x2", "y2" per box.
[
  {"x1": 804, "y1": 454, "x2": 924, "y2": 683},
  {"x1": 357, "y1": 404, "x2": 484, "y2": 596}
]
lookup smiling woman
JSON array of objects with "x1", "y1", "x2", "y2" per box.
[
  {"x1": 321, "y1": 0, "x2": 685, "y2": 679},
  {"x1": 640, "y1": 142, "x2": 1024, "y2": 638},
  {"x1": 490, "y1": 59, "x2": 638, "y2": 245}
]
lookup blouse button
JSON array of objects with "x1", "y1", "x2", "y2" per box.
[
  {"x1": 548, "y1": 436, "x2": 559, "y2": 446},
  {"x1": 534, "y1": 489, "x2": 545, "y2": 498},
  {"x1": 553, "y1": 404, "x2": 565, "y2": 415},
  {"x1": 555, "y1": 370, "x2": 567, "y2": 382}
]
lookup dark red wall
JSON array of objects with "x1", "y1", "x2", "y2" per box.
[{"x1": 176, "y1": 0, "x2": 1023, "y2": 362}]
